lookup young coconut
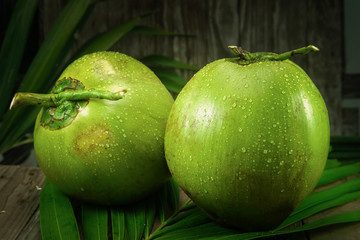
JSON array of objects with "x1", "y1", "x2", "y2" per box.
[
  {"x1": 164, "y1": 45, "x2": 330, "y2": 231},
  {"x1": 11, "y1": 51, "x2": 174, "y2": 205}
]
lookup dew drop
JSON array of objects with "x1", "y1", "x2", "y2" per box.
[
  {"x1": 238, "y1": 127, "x2": 243, "y2": 132},
  {"x1": 289, "y1": 149, "x2": 293, "y2": 154},
  {"x1": 242, "y1": 147, "x2": 246, "y2": 153}
]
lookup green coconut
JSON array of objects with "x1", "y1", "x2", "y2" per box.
[
  {"x1": 164, "y1": 45, "x2": 330, "y2": 231},
  {"x1": 11, "y1": 51, "x2": 174, "y2": 205}
]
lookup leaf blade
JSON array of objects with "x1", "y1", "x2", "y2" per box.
[
  {"x1": 0, "y1": 0, "x2": 39, "y2": 117},
  {"x1": 72, "y1": 17, "x2": 140, "y2": 59},
  {"x1": 0, "y1": 0, "x2": 91, "y2": 153},
  {"x1": 317, "y1": 162, "x2": 360, "y2": 187},
  {"x1": 40, "y1": 179, "x2": 80, "y2": 240},
  {"x1": 140, "y1": 55, "x2": 199, "y2": 70},
  {"x1": 293, "y1": 177, "x2": 360, "y2": 216},
  {"x1": 111, "y1": 207, "x2": 127, "y2": 240},
  {"x1": 125, "y1": 203, "x2": 147, "y2": 240},
  {"x1": 166, "y1": 178, "x2": 180, "y2": 212},
  {"x1": 144, "y1": 196, "x2": 157, "y2": 238},
  {"x1": 150, "y1": 67, "x2": 187, "y2": 94},
  {"x1": 81, "y1": 203, "x2": 108, "y2": 240},
  {"x1": 275, "y1": 190, "x2": 360, "y2": 230}
]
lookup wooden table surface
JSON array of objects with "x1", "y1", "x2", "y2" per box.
[{"x1": 0, "y1": 164, "x2": 359, "y2": 240}]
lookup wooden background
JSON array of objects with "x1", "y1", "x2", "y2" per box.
[{"x1": 7, "y1": 0, "x2": 358, "y2": 136}]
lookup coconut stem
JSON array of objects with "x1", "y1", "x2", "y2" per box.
[
  {"x1": 10, "y1": 89, "x2": 126, "y2": 110},
  {"x1": 263, "y1": 45, "x2": 319, "y2": 61},
  {"x1": 227, "y1": 45, "x2": 319, "y2": 64}
]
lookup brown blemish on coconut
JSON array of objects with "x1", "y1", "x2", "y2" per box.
[{"x1": 74, "y1": 122, "x2": 115, "y2": 159}]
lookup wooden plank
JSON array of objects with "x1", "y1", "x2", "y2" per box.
[
  {"x1": 306, "y1": 0, "x2": 343, "y2": 135},
  {"x1": 16, "y1": 207, "x2": 41, "y2": 240},
  {"x1": 0, "y1": 165, "x2": 45, "y2": 240}
]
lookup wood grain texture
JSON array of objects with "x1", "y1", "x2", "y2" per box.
[{"x1": 0, "y1": 165, "x2": 45, "y2": 240}]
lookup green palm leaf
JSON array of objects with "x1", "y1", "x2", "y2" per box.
[
  {"x1": 0, "y1": 0, "x2": 91, "y2": 154},
  {"x1": 81, "y1": 203, "x2": 108, "y2": 240},
  {"x1": 124, "y1": 203, "x2": 147, "y2": 240},
  {"x1": 0, "y1": 0, "x2": 38, "y2": 117},
  {"x1": 40, "y1": 180, "x2": 80, "y2": 240},
  {"x1": 111, "y1": 207, "x2": 127, "y2": 240},
  {"x1": 72, "y1": 18, "x2": 140, "y2": 60},
  {"x1": 140, "y1": 55, "x2": 199, "y2": 70},
  {"x1": 150, "y1": 67, "x2": 187, "y2": 94}
]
